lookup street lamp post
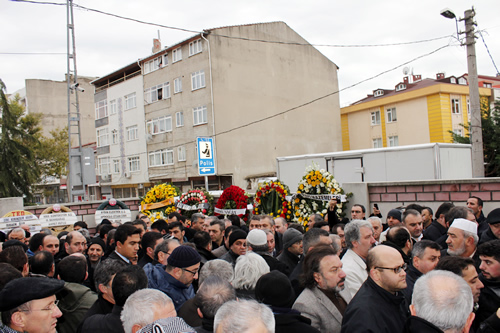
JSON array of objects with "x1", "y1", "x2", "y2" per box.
[{"x1": 441, "y1": 7, "x2": 485, "y2": 178}]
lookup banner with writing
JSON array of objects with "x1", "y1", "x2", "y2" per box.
[{"x1": 214, "y1": 207, "x2": 247, "y2": 215}]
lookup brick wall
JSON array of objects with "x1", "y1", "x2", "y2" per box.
[{"x1": 366, "y1": 178, "x2": 500, "y2": 216}]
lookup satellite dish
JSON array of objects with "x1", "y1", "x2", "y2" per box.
[{"x1": 403, "y1": 67, "x2": 410, "y2": 76}]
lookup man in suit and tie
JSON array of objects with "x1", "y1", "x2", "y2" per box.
[{"x1": 293, "y1": 244, "x2": 351, "y2": 332}]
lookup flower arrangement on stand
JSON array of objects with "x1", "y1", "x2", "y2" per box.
[
  {"x1": 253, "y1": 180, "x2": 292, "y2": 221},
  {"x1": 177, "y1": 188, "x2": 214, "y2": 219},
  {"x1": 292, "y1": 165, "x2": 348, "y2": 228},
  {"x1": 140, "y1": 183, "x2": 181, "y2": 223},
  {"x1": 214, "y1": 185, "x2": 250, "y2": 222}
]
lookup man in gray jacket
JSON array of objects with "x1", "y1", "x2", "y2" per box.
[{"x1": 293, "y1": 244, "x2": 351, "y2": 332}]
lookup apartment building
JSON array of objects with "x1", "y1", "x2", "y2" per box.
[
  {"x1": 91, "y1": 21, "x2": 341, "y2": 197},
  {"x1": 91, "y1": 63, "x2": 149, "y2": 199},
  {"x1": 341, "y1": 73, "x2": 493, "y2": 151},
  {"x1": 138, "y1": 21, "x2": 342, "y2": 191}
]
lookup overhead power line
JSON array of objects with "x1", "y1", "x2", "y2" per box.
[
  {"x1": 12, "y1": 0, "x2": 453, "y2": 48},
  {"x1": 0, "y1": 52, "x2": 66, "y2": 55},
  {"x1": 478, "y1": 30, "x2": 500, "y2": 76}
]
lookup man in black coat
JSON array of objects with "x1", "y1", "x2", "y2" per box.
[
  {"x1": 106, "y1": 224, "x2": 141, "y2": 265},
  {"x1": 401, "y1": 240, "x2": 441, "y2": 304},
  {"x1": 479, "y1": 208, "x2": 500, "y2": 245},
  {"x1": 423, "y1": 202, "x2": 454, "y2": 241},
  {"x1": 341, "y1": 245, "x2": 409, "y2": 333},
  {"x1": 474, "y1": 240, "x2": 500, "y2": 331},
  {"x1": 256, "y1": 271, "x2": 319, "y2": 333},
  {"x1": 81, "y1": 266, "x2": 147, "y2": 333},
  {"x1": 277, "y1": 228, "x2": 303, "y2": 275}
]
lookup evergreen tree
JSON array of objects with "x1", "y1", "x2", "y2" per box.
[{"x1": 0, "y1": 79, "x2": 40, "y2": 200}]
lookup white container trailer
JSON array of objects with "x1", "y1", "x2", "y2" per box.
[{"x1": 276, "y1": 143, "x2": 472, "y2": 188}]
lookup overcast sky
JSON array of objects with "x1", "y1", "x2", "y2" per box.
[{"x1": 1, "y1": 0, "x2": 499, "y2": 106}]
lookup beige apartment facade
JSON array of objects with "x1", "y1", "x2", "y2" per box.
[
  {"x1": 341, "y1": 74, "x2": 493, "y2": 151},
  {"x1": 17, "y1": 77, "x2": 97, "y2": 146},
  {"x1": 139, "y1": 21, "x2": 342, "y2": 191}
]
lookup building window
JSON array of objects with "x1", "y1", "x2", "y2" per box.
[
  {"x1": 126, "y1": 125, "x2": 138, "y2": 141},
  {"x1": 467, "y1": 99, "x2": 470, "y2": 115},
  {"x1": 163, "y1": 54, "x2": 169, "y2": 67},
  {"x1": 149, "y1": 149, "x2": 173, "y2": 166},
  {"x1": 386, "y1": 107, "x2": 397, "y2": 123},
  {"x1": 178, "y1": 146, "x2": 186, "y2": 161},
  {"x1": 395, "y1": 84, "x2": 406, "y2": 91},
  {"x1": 125, "y1": 93, "x2": 136, "y2": 110},
  {"x1": 145, "y1": 82, "x2": 170, "y2": 103},
  {"x1": 113, "y1": 159, "x2": 120, "y2": 174},
  {"x1": 458, "y1": 77, "x2": 467, "y2": 85},
  {"x1": 374, "y1": 90, "x2": 384, "y2": 97},
  {"x1": 96, "y1": 128, "x2": 109, "y2": 147},
  {"x1": 451, "y1": 98, "x2": 461, "y2": 114},
  {"x1": 128, "y1": 156, "x2": 140, "y2": 172},
  {"x1": 191, "y1": 70, "x2": 206, "y2": 91},
  {"x1": 109, "y1": 100, "x2": 117, "y2": 115},
  {"x1": 193, "y1": 106, "x2": 208, "y2": 125},
  {"x1": 176, "y1": 111, "x2": 184, "y2": 127},
  {"x1": 112, "y1": 129, "x2": 118, "y2": 144},
  {"x1": 174, "y1": 78, "x2": 182, "y2": 93},
  {"x1": 172, "y1": 48, "x2": 182, "y2": 63},
  {"x1": 144, "y1": 56, "x2": 163, "y2": 74},
  {"x1": 371, "y1": 111, "x2": 381, "y2": 125},
  {"x1": 388, "y1": 136, "x2": 399, "y2": 147},
  {"x1": 95, "y1": 100, "x2": 107, "y2": 119},
  {"x1": 146, "y1": 116, "x2": 172, "y2": 135},
  {"x1": 189, "y1": 39, "x2": 202, "y2": 56},
  {"x1": 98, "y1": 156, "x2": 110, "y2": 175},
  {"x1": 373, "y1": 138, "x2": 383, "y2": 148},
  {"x1": 162, "y1": 82, "x2": 171, "y2": 99}
]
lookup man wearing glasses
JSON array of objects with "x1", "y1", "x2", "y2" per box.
[
  {"x1": 147, "y1": 245, "x2": 201, "y2": 311},
  {"x1": 341, "y1": 245, "x2": 409, "y2": 333},
  {"x1": 0, "y1": 277, "x2": 65, "y2": 333}
]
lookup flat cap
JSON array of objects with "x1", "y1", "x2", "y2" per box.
[
  {"x1": 0, "y1": 277, "x2": 65, "y2": 311},
  {"x1": 486, "y1": 208, "x2": 500, "y2": 225}
]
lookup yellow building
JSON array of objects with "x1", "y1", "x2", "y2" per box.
[{"x1": 341, "y1": 74, "x2": 492, "y2": 150}]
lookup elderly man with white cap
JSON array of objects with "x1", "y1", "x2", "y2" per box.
[{"x1": 444, "y1": 218, "x2": 481, "y2": 269}]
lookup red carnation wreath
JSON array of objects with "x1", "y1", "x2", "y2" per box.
[{"x1": 214, "y1": 185, "x2": 250, "y2": 222}]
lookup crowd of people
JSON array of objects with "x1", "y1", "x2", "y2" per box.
[{"x1": 0, "y1": 196, "x2": 499, "y2": 333}]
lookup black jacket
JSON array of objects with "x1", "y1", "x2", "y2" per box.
[
  {"x1": 105, "y1": 251, "x2": 131, "y2": 265},
  {"x1": 277, "y1": 248, "x2": 300, "y2": 275},
  {"x1": 257, "y1": 252, "x2": 290, "y2": 276},
  {"x1": 137, "y1": 253, "x2": 154, "y2": 268},
  {"x1": 423, "y1": 220, "x2": 447, "y2": 242},
  {"x1": 76, "y1": 294, "x2": 114, "y2": 333},
  {"x1": 289, "y1": 256, "x2": 305, "y2": 301},
  {"x1": 479, "y1": 228, "x2": 498, "y2": 245},
  {"x1": 403, "y1": 316, "x2": 444, "y2": 333},
  {"x1": 341, "y1": 277, "x2": 409, "y2": 333},
  {"x1": 80, "y1": 305, "x2": 124, "y2": 333},
  {"x1": 196, "y1": 246, "x2": 217, "y2": 264},
  {"x1": 473, "y1": 274, "x2": 500, "y2": 331},
  {"x1": 477, "y1": 212, "x2": 489, "y2": 236},
  {"x1": 401, "y1": 264, "x2": 422, "y2": 305},
  {"x1": 272, "y1": 307, "x2": 320, "y2": 333}
]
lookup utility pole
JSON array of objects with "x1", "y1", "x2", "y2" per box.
[
  {"x1": 464, "y1": 8, "x2": 485, "y2": 178},
  {"x1": 67, "y1": 0, "x2": 86, "y2": 201}
]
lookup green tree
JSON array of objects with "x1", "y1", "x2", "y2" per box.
[
  {"x1": 0, "y1": 80, "x2": 40, "y2": 200},
  {"x1": 450, "y1": 97, "x2": 500, "y2": 177}
]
